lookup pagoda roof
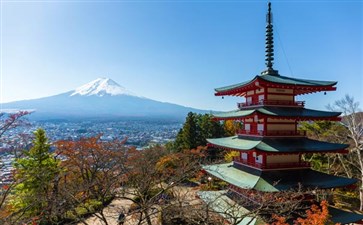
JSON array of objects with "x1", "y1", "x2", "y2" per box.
[
  {"x1": 213, "y1": 106, "x2": 341, "y2": 121},
  {"x1": 202, "y1": 163, "x2": 357, "y2": 192},
  {"x1": 197, "y1": 190, "x2": 363, "y2": 225},
  {"x1": 197, "y1": 190, "x2": 262, "y2": 225},
  {"x1": 215, "y1": 75, "x2": 337, "y2": 96},
  {"x1": 329, "y1": 207, "x2": 363, "y2": 224},
  {"x1": 207, "y1": 136, "x2": 348, "y2": 153}
]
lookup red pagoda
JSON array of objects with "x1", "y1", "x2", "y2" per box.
[{"x1": 199, "y1": 3, "x2": 363, "y2": 224}]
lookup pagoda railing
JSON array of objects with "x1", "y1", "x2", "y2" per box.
[
  {"x1": 237, "y1": 129, "x2": 306, "y2": 137},
  {"x1": 237, "y1": 100, "x2": 305, "y2": 109},
  {"x1": 233, "y1": 158, "x2": 310, "y2": 170},
  {"x1": 238, "y1": 129, "x2": 264, "y2": 136}
]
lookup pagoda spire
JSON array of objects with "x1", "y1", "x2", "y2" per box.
[{"x1": 261, "y1": 2, "x2": 279, "y2": 76}]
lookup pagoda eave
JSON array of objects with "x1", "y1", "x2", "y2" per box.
[
  {"x1": 212, "y1": 114, "x2": 341, "y2": 122},
  {"x1": 207, "y1": 142, "x2": 348, "y2": 155},
  {"x1": 207, "y1": 136, "x2": 349, "y2": 153},
  {"x1": 203, "y1": 163, "x2": 357, "y2": 192},
  {"x1": 215, "y1": 76, "x2": 337, "y2": 97},
  {"x1": 211, "y1": 107, "x2": 342, "y2": 121},
  {"x1": 198, "y1": 190, "x2": 363, "y2": 225}
]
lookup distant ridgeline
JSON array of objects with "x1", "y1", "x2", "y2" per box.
[{"x1": 1, "y1": 78, "x2": 210, "y2": 121}]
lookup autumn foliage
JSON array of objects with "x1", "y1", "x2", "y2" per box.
[
  {"x1": 270, "y1": 200, "x2": 339, "y2": 225},
  {"x1": 54, "y1": 135, "x2": 136, "y2": 219}
]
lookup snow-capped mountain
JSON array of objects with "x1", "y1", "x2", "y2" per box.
[
  {"x1": 1, "y1": 78, "x2": 206, "y2": 120},
  {"x1": 70, "y1": 78, "x2": 138, "y2": 97}
]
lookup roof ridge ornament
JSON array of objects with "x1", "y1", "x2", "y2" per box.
[{"x1": 261, "y1": 2, "x2": 279, "y2": 76}]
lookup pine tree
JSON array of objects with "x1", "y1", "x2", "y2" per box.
[
  {"x1": 11, "y1": 128, "x2": 60, "y2": 222},
  {"x1": 170, "y1": 113, "x2": 226, "y2": 151},
  {"x1": 181, "y1": 112, "x2": 199, "y2": 150},
  {"x1": 199, "y1": 114, "x2": 225, "y2": 142}
]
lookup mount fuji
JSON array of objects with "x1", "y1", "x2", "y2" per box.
[
  {"x1": 2, "y1": 78, "x2": 207, "y2": 121},
  {"x1": 70, "y1": 78, "x2": 139, "y2": 97}
]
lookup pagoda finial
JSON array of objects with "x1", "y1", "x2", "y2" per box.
[{"x1": 261, "y1": 2, "x2": 279, "y2": 76}]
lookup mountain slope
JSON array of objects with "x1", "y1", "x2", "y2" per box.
[
  {"x1": 70, "y1": 77, "x2": 138, "y2": 97},
  {"x1": 1, "y1": 78, "x2": 208, "y2": 120}
]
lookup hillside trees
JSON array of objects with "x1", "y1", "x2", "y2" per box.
[
  {"x1": 0, "y1": 111, "x2": 32, "y2": 158},
  {"x1": 2, "y1": 133, "x2": 137, "y2": 225},
  {"x1": 0, "y1": 111, "x2": 31, "y2": 215},
  {"x1": 299, "y1": 121, "x2": 348, "y2": 173},
  {"x1": 300, "y1": 95, "x2": 363, "y2": 210},
  {"x1": 10, "y1": 129, "x2": 60, "y2": 224},
  {"x1": 270, "y1": 200, "x2": 338, "y2": 225},
  {"x1": 55, "y1": 136, "x2": 133, "y2": 225},
  {"x1": 120, "y1": 145, "x2": 205, "y2": 225},
  {"x1": 170, "y1": 112, "x2": 226, "y2": 151},
  {"x1": 328, "y1": 95, "x2": 363, "y2": 210},
  {"x1": 0, "y1": 111, "x2": 30, "y2": 139}
]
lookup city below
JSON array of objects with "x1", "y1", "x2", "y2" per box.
[{"x1": 0, "y1": 118, "x2": 183, "y2": 186}]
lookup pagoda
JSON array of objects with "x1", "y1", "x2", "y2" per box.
[{"x1": 199, "y1": 3, "x2": 363, "y2": 224}]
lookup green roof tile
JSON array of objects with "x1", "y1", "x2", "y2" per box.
[
  {"x1": 203, "y1": 163, "x2": 357, "y2": 192},
  {"x1": 197, "y1": 190, "x2": 263, "y2": 225},
  {"x1": 207, "y1": 136, "x2": 348, "y2": 153},
  {"x1": 215, "y1": 75, "x2": 337, "y2": 93},
  {"x1": 259, "y1": 74, "x2": 337, "y2": 86},
  {"x1": 203, "y1": 163, "x2": 265, "y2": 190},
  {"x1": 213, "y1": 106, "x2": 341, "y2": 119},
  {"x1": 215, "y1": 79, "x2": 253, "y2": 93},
  {"x1": 329, "y1": 207, "x2": 363, "y2": 224},
  {"x1": 197, "y1": 190, "x2": 363, "y2": 224}
]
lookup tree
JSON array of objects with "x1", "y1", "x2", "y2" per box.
[
  {"x1": 171, "y1": 112, "x2": 225, "y2": 152},
  {"x1": 181, "y1": 112, "x2": 199, "y2": 150},
  {"x1": 299, "y1": 121, "x2": 349, "y2": 173},
  {"x1": 327, "y1": 95, "x2": 363, "y2": 210},
  {"x1": 198, "y1": 114, "x2": 225, "y2": 144},
  {"x1": 55, "y1": 135, "x2": 132, "y2": 225},
  {"x1": 10, "y1": 129, "x2": 60, "y2": 224},
  {"x1": 223, "y1": 120, "x2": 242, "y2": 136},
  {"x1": 224, "y1": 151, "x2": 240, "y2": 162},
  {"x1": 120, "y1": 145, "x2": 204, "y2": 225},
  {"x1": 0, "y1": 111, "x2": 30, "y2": 139},
  {"x1": 270, "y1": 200, "x2": 338, "y2": 225},
  {"x1": 0, "y1": 111, "x2": 31, "y2": 217},
  {"x1": 299, "y1": 95, "x2": 363, "y2": 210}
]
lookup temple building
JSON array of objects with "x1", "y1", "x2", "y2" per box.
[{"x1": 199, "y1": 3, "x2": 363, "y2": 224}]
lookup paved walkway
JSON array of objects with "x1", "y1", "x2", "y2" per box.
[
  {"x1": 77, "y1": 186, "x2": 200, "y2": 225},
  {"x1": 77, "y1": 198, "x2": 133, "y2": 225}
]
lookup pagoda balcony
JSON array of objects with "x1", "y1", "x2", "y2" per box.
[
  {"x1": 237, "y1": 129, "x2": 306, "y2": 137},
  {"x1": 233, "y1": 158, "x2": 311, "y2": 170},
  {"x1": 237, "y1": 100, "x2": 305, "y2": 109}
]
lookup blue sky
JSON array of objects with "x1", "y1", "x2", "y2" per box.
[{"x1": 1, "y1": 0, "x2": 362, "y2": 111}]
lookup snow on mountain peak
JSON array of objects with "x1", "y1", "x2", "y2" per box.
[{"x1": 70, "y1": 78, "x2": 137, "y2": 97}]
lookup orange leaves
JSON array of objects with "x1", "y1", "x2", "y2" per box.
[
  {"x1": 189, "y1": 146, "x2": 208, "y2": 157},
  {"x1": 269, "y1": 200, "x2": 340, "y2": 225},
  {"x1": 270, "y1": 214, "x2": 289, "y2": 225},
  {"x1": 295, "y1": 200, "x2": 338, "y2": 225},
  {"x1": 156, "y1": 154, "x2": 180, "y2": 174},
  {"x1": 54, "y1": 135, "x2": 132, "y2": 202}
]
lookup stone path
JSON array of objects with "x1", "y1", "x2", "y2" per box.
[
  {"x1": 77, "y1": 198, "x2": 133, "y2": 225},
  {"x1": 77, "y1": 186, "x2": 199, "y2": 225}
]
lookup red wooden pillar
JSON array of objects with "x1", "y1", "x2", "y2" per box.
[
  {"x1": 264, "y1": 117, "x2": 268, "y2": 135},
  {"x1": 263, "y1": 152, "x2": 267, "y2": 168},
  {"x1": 264, "y1": 88, "x2": 267, "y2": 103}
]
